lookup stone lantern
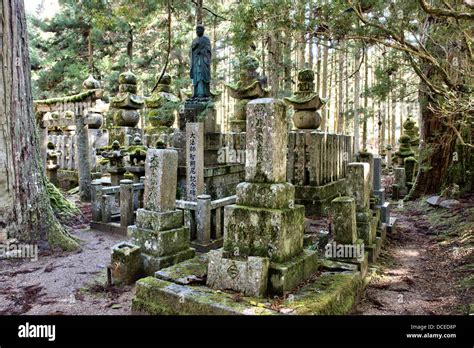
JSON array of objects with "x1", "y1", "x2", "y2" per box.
[{"x1": 226, "y1": 56, "x2": 268, "y2": 132}]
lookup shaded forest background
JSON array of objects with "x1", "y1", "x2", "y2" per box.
[{"x1": 27, "y1": 0, "x2": 473, "y2": 196}]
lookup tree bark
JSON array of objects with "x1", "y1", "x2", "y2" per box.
[
  {"x1": 336, "y1": 45, "x2": 344, "y2": 134},
  {"x1": 0, "y1": 0, "x2": 79, "y2": 250},
  {"x1": 353, "y1": 49, "x2": 361, "y2": 153},
  {"x1": 409, "y1": 86, "x2": 458, "y2": 198}
]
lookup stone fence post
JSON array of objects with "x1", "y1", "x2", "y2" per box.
[
  {"x1": 196, "y1": 194, "x2": 212, "y2": 245},
  {"x1": 120, "y1": 179, "x2": 135, "y2": 228},
  {"x1": 91, "y1": 180, "x2": 103, "y2": 221}
]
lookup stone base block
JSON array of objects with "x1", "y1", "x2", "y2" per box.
[
  {"x1": 223, "y1": 204, "x2": 305, "y2": 263},
  {"x1": 129, "y1": 225, "x2": 190, "y2": 257},
  {"x1": 110, "y1": 242, "x2": 143, "y2": 285},
  {"x1": 268, "y1": 249, "x2": 319, "y2": 295},
  {"x1": 142, "y1": 248, "x2": 195, "y2": 275},
  {"x1": 132, "y1": 277, "x2": 275, "y2": 315},
  {"x1": 190, "y1": 238, "x2": 223, "y2": 253},
  {"x1": 294, "y1": 179, "x2": 346, "y2": 216},
  {"x1": 236, "y1": 182, "x2": 295, "y2": 209},
  {"x1": 135, "y1": 209, "x2": 183, "y2": 232},
  {"x1": 131, "y1": 269, "x2": 363, "y2": 315},
  {"x1": 206, "y1": 250, "x2": 269, "y2": 297}
]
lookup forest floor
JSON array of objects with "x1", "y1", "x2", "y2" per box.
[
  {"x1": 0, "y1": 200, "x2": 134, "y2": 315},
  {"x1": 352, "y1": 192, "x2": 473, "y2": 315},
  {"x1": 0, "y1": 183, "x2": 472, "y2": 315}
]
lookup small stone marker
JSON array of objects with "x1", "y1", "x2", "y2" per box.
[
  {"x1": 144, "y1": 148, "x2": 178, "y2": 211},
  {"x1": 207, "y1": 98, "x2": 318, "y2": 297},
  {"x1": 129, "y1": 148, "x2": 195, "y2": 275},
  {"x1": 347, "y1": 162, "x2": 370, "y2": 211},
  {"x1": 331, "y1": 196, "x2": 357, "y2": 244}
]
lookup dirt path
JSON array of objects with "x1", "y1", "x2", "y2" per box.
[
  {"x1": 0, "y1": 227, "x2": 135, "y2": 315},
  {"x1": 352, "y1": 195, "x2": 473, "y2": 315}
]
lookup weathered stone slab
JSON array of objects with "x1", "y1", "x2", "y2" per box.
[
  {"x1": 245, "y1": 98, "x2": 287, "y2": 183},
  {"x1": 394, "y1": 167, "x2": 406, "y2": 188},
  {"x1": 135, "y1": 209, "x2": 183, "y2": 232},
  {"x1": 186, "y1": 122, "x2": 205, "y2": 201},
  {"x1": 155, "y1": 254, "x2": 208, "y2": 285},
  {"x1": 356, "y1": 211, "x2": 377, "y2": 245},
  {"x1": 223, "y1": 204, "x2": 305, "y2": 263},
  {"x1": 331, "y1": 196, "x2": 357, "y2": 245},
  {"x1": 347, "y1": 162, "x2": 370, "y2": 211},
  {"x1": 132, "y1": 277, "x2": 275, "y2": 315},
  {"x1": 236, "y1": 182, "x2": 295, "y2": 209},
  {"x1": 207, "y1": 250, "x2": 269, "y2": 297},
  {"x1": 373, "y1": 156, "x2": 382, "y2": 191},
  {"x1": 144, "y1": 148, "x2": 178, "y2": 211}
]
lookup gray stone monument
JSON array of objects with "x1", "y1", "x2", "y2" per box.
[
  {"x1": 128, "y1": 148, "x2": 195, "y2": 275},
  {"x1": 186, "y1": 123, "x2": 205, "y2": 201},
  {"x1": 347, "y1": 162, "x2": 376, "y2": 246},
  {"x1": 206, "y1": 98, "x2": 319, "y2": 297}
]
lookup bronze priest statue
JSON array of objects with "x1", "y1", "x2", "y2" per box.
[{"x1": 190, "y1": 24, "x2": 211, "y2": 99}]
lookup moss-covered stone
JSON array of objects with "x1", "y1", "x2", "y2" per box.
[
  {"x1": 129, "y1": 225, "x2": 190, "y2": 258},
  {"x1": 134, "y1": 209, "x2": 183, "y2": 232},
  {"x1": 132, "y1": 277, "x2": 275, "y2": 315},
  {"x1": 268, "y1": 249, "x2": 319, "y2": 294},
  {"x1": 236, "y1": 182, "x2": 295, "y2": 209},
  {"x1": 223, "y1": 204, "x2": 305, "y2": 263},
  {"x1": 282, "y1": 272, "x2": 363, "y2": 315}
]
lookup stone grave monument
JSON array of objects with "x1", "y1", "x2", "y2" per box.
[
  {"x1": 128, "y1": 147, "x2": 195, "y2": 275},
  {"x1": 206, "y1": 98, "x2": 319, "y2": 297}
]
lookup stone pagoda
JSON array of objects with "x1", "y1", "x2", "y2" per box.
[
  {"x1": 144, "y1": 73, "x2": 180, "y2": 140},
  {"x1": 206, "y1": 98, "x2": 319, "y2": 297},
  {"x1": 284, "y1": 68, "x2": 325, "y2": 129},
  {"x1": 108, "y1": 71, "x2": 144, "y2": 146},
  {"x1": 403, "y1": 116, "x2": 420, "y2": 155},
  {"x1": 226, "y1": 56, "x2": 268, "y2": 132}
]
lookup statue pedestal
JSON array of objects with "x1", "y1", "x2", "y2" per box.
[{"x1": 181, "y1": 99, "x2": 219, "y2": 133}]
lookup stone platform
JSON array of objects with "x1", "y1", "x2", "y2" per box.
[
  {"x1": 132, "y1": 253, "x2": 365, "y2": 315},
  {"x1": 295, "y1": 179, "x2": 346, "y2": 216}
]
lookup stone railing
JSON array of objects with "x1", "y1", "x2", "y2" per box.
[
  {"x1": 176, "y1": 194, "x2": 237, "y2": 251},
  {"x1": 90, "y1": 179, "x2": 145, "y2": 234}
]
